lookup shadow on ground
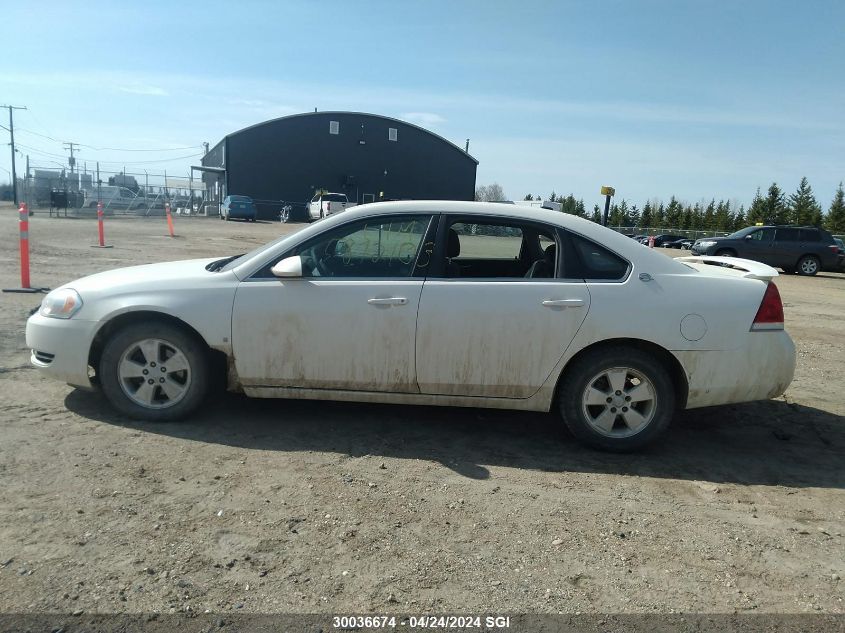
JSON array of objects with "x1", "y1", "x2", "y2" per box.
[{"x1": 65, "y1": 389, "x2": 844, "y2": 488}]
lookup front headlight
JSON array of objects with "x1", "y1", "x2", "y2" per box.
[
  {"x1": 40, "y1": 289, "x2": 83, "y2": 319},
  {"x1": 697, "y1": 240, "x2": 717, "y2": 248}
]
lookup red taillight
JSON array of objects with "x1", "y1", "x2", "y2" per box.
[
  {"x1": 829, "y1": 245, "x2": 840, "y2": 253},
  {"x1": 751, "y1": 282, "x2": 784, "y2": 331}
]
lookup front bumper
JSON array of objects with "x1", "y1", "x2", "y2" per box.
[
  {"x1": 690, "y1": 244, "x2": 718, "y2": 256},
  {"x1": 25, "y1": 313, "x2": 98, "y2": 389},
  {"x1": 673, "y1": 330, "x2": 796, "y2": 409}
]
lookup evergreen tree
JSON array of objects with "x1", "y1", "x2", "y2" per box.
[
  {"x1": 788, "y1": 177, "x2": 821, "y2": 225},
  {"x1": 690, "y1": 203, "x2": 704, "y2": 230},
  {"x1": 590, "y1": 204, "x2": 601, "y2": 223},
  {"x1": 574, "y1": 199, "x2": 586, "y2": 217},
  {"x1": 764, "y1": 183, "x2": 789, "y2": 224},
  {"x1": 548, "y1": 191, "x2": 556, "y2": 203},
  {"x1": 665, "y1": 196, "x2": 683, "y2": 228},
  {"x1": 639, "y1": 201, "x2": 653, "y2": 229},
  {"x1": 714, "y1": 200, "x2": 731, "y2": 231},
  {"x1": 825, "y1": 182, "x2": 845, "y2": 233},
  {"x1": 733, "y1": 205, "x2": 746, "y2": 231},
  {"x1": 628, "y1": 204, "x2": 640, "y2": 227},
  {"x1": 703, "y1": 199, "x2": 716, "y2": 230},
  {"x1": 653, "y1": 203, "x2": 666, "y2": 227},
  {"x1": 523, "y1": 193, "x2": 534, "y2": 201},
  {"x1": 680, "y1": 205, "x2": 693, "y2": 230},
  {"x1": 747, "y1": 188, "x2": 766, "y2": 224}
]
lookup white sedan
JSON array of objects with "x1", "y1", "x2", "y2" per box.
[{"x1": 26, "y1": 201, "x2": 796, "y2": 451}]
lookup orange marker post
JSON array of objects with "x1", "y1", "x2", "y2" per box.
[
  {"x1": 19, "y1": 202, "x2": 30, "y2": 288},
  {"x1": 90, "y1": 201, "x2": 113, "y2": 249},
  {"x1": 165, "y1": 202, "x2": 175, "y2": 238},
  {"x1": 3, "y1": 202, "x2": 44, "y2": 293}
]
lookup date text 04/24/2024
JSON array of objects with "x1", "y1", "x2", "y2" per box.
[{"x1": 332, "y1": 615, "x2": 512, "y2": 629}]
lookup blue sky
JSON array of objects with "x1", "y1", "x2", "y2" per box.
[{"x1": 2, "y1": 0, "x2": 843, "y2": 208}]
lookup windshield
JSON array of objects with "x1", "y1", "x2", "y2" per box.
[
  {"x1": 229, "y1": 196, "x2": 253, "y2": 203},
  {"x1": 724, "y1": 226, "x2": 757, "y2": 239},
  {"x1": 322, "y1": 194, "x2": 347, "y2": 202}
]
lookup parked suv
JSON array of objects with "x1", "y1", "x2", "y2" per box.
[{"x1": 691, "y1": 225, "x2": 841, "y2": 276}]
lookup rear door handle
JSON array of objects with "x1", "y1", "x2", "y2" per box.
[
  {"x1": 367, "y1": 297, "x2": 408, "y2": 306},
  {"x1": 542, "y1": 299, "x2": 585, "y2": 307}
]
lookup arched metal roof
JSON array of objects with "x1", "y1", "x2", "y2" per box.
[{"x1": 225, "y1": 111, "x2": 479, "y2": 165}]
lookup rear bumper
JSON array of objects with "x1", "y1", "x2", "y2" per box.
[
  {"x1": 25, "y1": 313, "x2": 97, "y2": 389},
  {"x1": 674, "y1": 330, "x2": 796, "y2": 409}
]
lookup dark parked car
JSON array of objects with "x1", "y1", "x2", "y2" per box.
[
  {"x1": 221, "y1": 195, "x2": 257, "y2": 222},
  {"x1": 665, "y1": 237, "x2": 694, "y2": 249},
  {"x1": 652, "y1": 234, "x2": 686, "y2": 248},
  {"x1": 691, "y1": 225, "x2": 841, "y2": 276}
]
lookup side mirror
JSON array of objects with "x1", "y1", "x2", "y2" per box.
[
  {"x1": 744, "y1": 235, "x2": 753, "y2": 240},
  {"x1": 271, "y1": 255, "x2": 303, "y2": 278}
]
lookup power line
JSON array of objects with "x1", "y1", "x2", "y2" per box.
[
  {"x1": 17, "y1": 128, "x2": 203, "y2": 153},
  {"x1": 16, "y1": 142, "x2": 201, "y2": 166}
]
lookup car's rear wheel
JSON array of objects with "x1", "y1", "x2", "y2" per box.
[
  {"x1": 796, "y1": 255, "x2": 820, "y2": 276},
  {"x1": 557, "y1": 347, "x2": 675, "y2": 452},
  {"x1": 714, "y1": 248, "x2": 736, "y2": 257},
  {"x1": 99, "y1": 322, "x2": 209, "y2": 421}
]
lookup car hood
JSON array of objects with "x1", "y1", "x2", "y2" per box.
[{"x1": 61, "y1": 257, "x2": 223, "y2": 297}]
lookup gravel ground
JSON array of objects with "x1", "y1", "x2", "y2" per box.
[{"x1": 0, "y1": 208, "x2": 843, "y2": 616}]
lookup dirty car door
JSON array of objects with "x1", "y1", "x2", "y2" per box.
[
  {"x1": 231, "y1": 215, "x2": 434, "y2": 392},
  {"x1": 415, "y1": 218, "x2": 591, "y2": 399}
]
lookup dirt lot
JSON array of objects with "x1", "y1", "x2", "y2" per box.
[{"x1": 0, "y1": 207, "x2": 843, "y2": 616}]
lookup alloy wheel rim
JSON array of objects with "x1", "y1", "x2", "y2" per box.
[
  {"x1": 581, "y1": 366, "x2": 657, "y2": 438},
  {"x1": 117, "y1": 338, "x2": 191, "y2": 409},
  {"x1": 801, "y1": 258, "x2": 817, "y2": 274}
]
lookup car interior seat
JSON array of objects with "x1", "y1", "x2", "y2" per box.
[
  {"x1": 524, "y1": 244, "x2": 556, "y2": 278},
  {"x1": 445, "y1": 229, "x2": 461, "y2": 277}
]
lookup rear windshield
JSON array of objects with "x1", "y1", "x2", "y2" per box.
[
  {"x1": 322, "y1": 194, "x2": 347, "y2": 202},
  {"x1": 230, "y1": 196, "x2": 252, "y2": 203}
]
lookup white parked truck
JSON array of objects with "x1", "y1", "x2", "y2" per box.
[{"x1": 307, "y1": 192, "x2": 354, "y2": 221}]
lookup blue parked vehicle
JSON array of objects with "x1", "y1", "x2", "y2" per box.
[{"x1": 221, "y1": 195, "x2": 257, "y2": 222}]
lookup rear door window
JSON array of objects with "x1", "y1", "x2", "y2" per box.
[
  {"x1": 799, "y1": 229, "x2": 821, "y2": 242},
  {"x1": 775, "y1": 228, "x2": 800, "y2": 242},
  {"x1": 568, "y1": 233, "x2": 630, "y2": 281}
]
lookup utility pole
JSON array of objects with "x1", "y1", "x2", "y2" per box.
[
  {"x1": 2, "y1": 104, "x2": 27, "y2": 206},
  {"x1": 63, "y1": 141, "x2": 78, "y2": 190}
]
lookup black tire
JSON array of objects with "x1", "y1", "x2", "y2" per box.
[
  {"x1": 99, "y1": 321, "x2": 209, "y2": 421},
  {"x1": 714, "y1": 249, "x2": 736, "y2": 257},
  {"x1": 796, "y1": 255, "x2": 820, "y2": 276},
  {"x1": 557, "y1": 347, "x2": 675, "y2": 452}
]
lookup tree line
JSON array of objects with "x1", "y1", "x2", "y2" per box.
[{"x1": 477, "y1": 178, "x2": 845, "y2": 234}]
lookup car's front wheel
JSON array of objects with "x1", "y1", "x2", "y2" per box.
[
  {"x1": 557, "y1": 347, "x2": 675, "y2": 451},
  {"x1": 796, "y1": 255, "x2": 820, "y2": 276},
  {"x1": 99, "y1": 322, "x2": 209, "y2": 421}
]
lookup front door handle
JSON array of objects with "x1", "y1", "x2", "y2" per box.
[
  {"x1": 367, "y1": 297, "x2": 408, "y2": 306},
  {"x1": 542, "y1": 299, "x2": 585, "y2": 307}
]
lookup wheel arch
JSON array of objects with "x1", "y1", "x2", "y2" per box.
[
  {"x1": 552, "y1": 338, "x2": 689, "y2": 410},
  {"x1": 88, "y1": 310, "x2": 228, "y2": 386}
]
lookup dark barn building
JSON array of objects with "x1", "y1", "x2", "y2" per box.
[{"x1": 200, "y1": 111, "x2": 478, "y2": 220}]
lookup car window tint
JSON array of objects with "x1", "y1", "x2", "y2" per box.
[
  {"x1": 799, "y1": 229, "x2": 820, "y2": 242},
  {"x1": 296, "y1": 216, "x2": 432, "y2": 278},
  {"x1": 775, "y1": 228, "x2": 800, "y2": 241},
  {"x1": 450, "y1": 222, "x2": 522, "y2": 259},
  {"x1": 749, "y1": 228, "x2": 775, "y2": 241},
  {"x1": 322, "y1": 194, "x2": 347, "y2": 202},
  {"x1": 569, "y1": 233, "x2": 629, "y2": 280}
]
